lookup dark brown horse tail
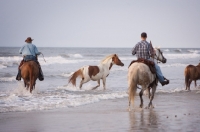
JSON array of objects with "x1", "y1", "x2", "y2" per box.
[
  {"x1": 68, "y1": 69, "x2": 83, "y2": 86},
  {"x1": 29, "y1": 65, "x2": 34, "y2": 93},
  {"x1": 184, "y1": 67, "x2": 190, "y2": 88}
]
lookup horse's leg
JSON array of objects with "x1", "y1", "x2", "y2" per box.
[
  {"x1": 102, "y1": 77, "x2": 106, "y2": 90},
  {"x1": 139, "y1": 89, "x2": 144, "y2": 108},
  {"x1": 79, "y1": 78, "x2": 90, "y2": 90},
  {"x1": 148, "y1": 86, "x2": 156, "y2": 108},
  {"x1": 185, "y1": 75, "x2": 189, "y2": 90},
  {"x1": 24, "y1": 81, "x2": 26, "y2": 87},
  {"x1": 188, "y1": 79, "x2": 192, "y2": 91},
  {"x1": 24, "y1": 80, "x2": 29, "y2": 90},
  {"x1": 148, "y1": 87, "x2": 151, "y2": 99},
  {"x1": 195, "y1": 80, "x2": 197, "y2": 87},
  {"x1": 30, "y1": 80, "x2": 33, "y2": 93},
  {"x1": 128, "y1": 95, "x2": 131, "y2": 111},
  {"x1": 92, "y1": 79, "x2": 100, "y2": 90},
  {"x1": 79, "y1": 79, "x2": 84, "y2": 89}
]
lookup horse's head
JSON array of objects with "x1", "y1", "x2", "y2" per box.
[
  {"x1": 112, "y1": 54, "x2": 124, "y2": 66},
  {"x1": 154, "y1": 48, "x2": 167, "y2": 63}
]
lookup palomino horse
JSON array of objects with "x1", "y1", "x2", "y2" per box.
[
  {"x1": 20, "y1": 61, "x2": 39, "y2": 93},
  {"x1": 128, "y1": 48, "x2": 166, "y2": 110},
  {"x1": 184, "y1": 63, "x2": 200, "y2": 90},
  {"x1": 68, "y1": 54, "x2": 124, "y2": 90}
]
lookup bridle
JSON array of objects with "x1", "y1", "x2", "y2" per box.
[{"x1": 152, "y1": 49, "x2": 165, "y2": 64}]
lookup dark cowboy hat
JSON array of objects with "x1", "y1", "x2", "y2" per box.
[{"x1": 25, "y1": 37, "x2": 34, "y2": 43}]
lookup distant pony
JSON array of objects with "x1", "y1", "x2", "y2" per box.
[
  {"x1": 68, "y1": 54, "x2": 124, "y2": 90},
  {"x1": 20, "y1": 61, "x2": 39, "y2": 93},
  {"x1": 184, "y1": 63, "x2": 200, "y2": 90}
]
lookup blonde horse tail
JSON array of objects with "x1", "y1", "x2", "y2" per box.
[
  {"x1": 68, "y1": 69, "x2": 83, "y2": 86},
  {"x1": 129, "y1": 79, "x2": 137, "y2": 106}
]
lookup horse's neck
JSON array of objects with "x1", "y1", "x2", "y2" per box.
[
  {"x1": 99, "y1": 60, "x2": 112, "y2": 71},
  {"x1": 151, "y1": 49, "x2": 158, "y2": 63}
]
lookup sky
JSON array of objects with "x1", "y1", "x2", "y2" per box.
[{"x1": 0, "y1": 0, "x2": 200, "y2": 48}]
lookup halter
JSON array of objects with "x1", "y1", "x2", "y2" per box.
[{"x1": 152, "y1": 49, "x2": 164, "y2": 64}]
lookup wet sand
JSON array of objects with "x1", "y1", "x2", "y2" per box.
[{"x1": 0, "y1": 90, "x2": 200, "y2": 132}]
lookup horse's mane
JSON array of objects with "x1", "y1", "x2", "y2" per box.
[
  {"x1": 154, "y1": 46, "x2": 161, "y2": 50},
  {"x1": 101, "y1": 54, "x2": 115, "y2": 63}
]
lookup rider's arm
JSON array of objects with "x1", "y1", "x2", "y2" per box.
[
  {"x1": 132, "y1": 43, "x2": 138, "y2": 55},
  {"x1": 19, "y1": 45, "x2": 25, "y2": 54},
  {"x1": 34, "y1": 45, "x2": 41, "y2": 55}
]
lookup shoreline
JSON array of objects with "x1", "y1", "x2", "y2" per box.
[{"x1": 0, "y1": 90, "x2": 200, "y2": 132}]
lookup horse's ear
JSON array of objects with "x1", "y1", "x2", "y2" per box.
[
  {"x1": 114, "y1": 54, "x2": 116, "y2": 56},
  {"x1": 150, "y1": 41, "x2": 152, "y2": 44}
]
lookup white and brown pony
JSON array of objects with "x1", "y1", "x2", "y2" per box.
[
  {"x1": 128, "y1": 48, "x2": 166, "y2": 110},
  {"x1": 68, "y1": 54, "x2": 124, "y2": 90}
]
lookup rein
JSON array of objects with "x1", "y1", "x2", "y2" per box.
[{"x1": 40, "y1": 53, "x2": 46, "y2": 62}]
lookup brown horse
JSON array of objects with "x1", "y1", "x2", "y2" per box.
[
  {"x1": 20, "y1": 61, "x2": 39, "y2": 93},
  {"x1": 184, "y1": 63, "x2": 200, "y2": 90}
]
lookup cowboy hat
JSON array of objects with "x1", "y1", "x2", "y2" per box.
[{"x1": 25, "y1": 37, "x2": 34, "y2": 43}]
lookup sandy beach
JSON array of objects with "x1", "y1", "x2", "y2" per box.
[{"x1": 0, "y1": 90, "x2": 200, "y2": 132}]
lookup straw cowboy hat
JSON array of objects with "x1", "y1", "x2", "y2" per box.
[{"x1": 25, "y1": 37, "x2": 34, "y2": 43}]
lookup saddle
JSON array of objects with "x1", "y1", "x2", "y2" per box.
[{"x1": 128, "y1": 58, "x2": 156, "y2": 74}]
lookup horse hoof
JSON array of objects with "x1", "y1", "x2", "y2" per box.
[{"x1": 128, "y1": 107, "x2": 131, "y2": 111}]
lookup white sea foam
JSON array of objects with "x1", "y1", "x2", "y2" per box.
[
  {"x1": 0, "y1": 56, "x2": 21, "y2": 68},
  {"x1": 0, "y1": 64, "x2": 7, "y2": 69},
  {"x1": 187, "y1": 49, "x2": 200, "y2": 54},
  {"x1": 165, "y1": 53, "x2": 200, "y2": 59},
  {"x1": 0, "y1": 86, "x2": 128, "y2": 113},
  {"x1": 70, "y1": 54, "x2": 83, "y2": 58},
  {"x1": 160, "y1": 63, "x2": 187, "y2": 68},
  {"x1": 174, "y1": 49, "x2": 182, "y2": 52},
  {"x1": 0, "y1": 76, "x2": 16, "y2": 82},
  {"x1": 0, "y1": 55, "x2": 96, "y2": 68},
  {"x1": 164, "y1": 49, "x2": 170, "y2": 52}
]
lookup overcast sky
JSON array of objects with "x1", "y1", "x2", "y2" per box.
[{"x1": 0, "y1": 0, "x2": 200, "y2": 48}]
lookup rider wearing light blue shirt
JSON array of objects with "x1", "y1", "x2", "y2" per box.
[
  {"x1": 19, "y1": 40, "x2": 41, "y2": 61},
  {"x1": 16, "y1": 37, "x2": 44, "y2": 81},
  {"x1": 19, "y1": 43, "x2": 40, "y2": 56}
]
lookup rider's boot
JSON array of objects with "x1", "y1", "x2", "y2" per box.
[
  {"x1": 161, "y1": 77, "x2": 169, "y2": 86},
  {"x1": 16, "y1": 60, "x2": 24, "y2": 81},
  {"x1": 16, "y1": 69, "x2": 21, "y2": 81}
]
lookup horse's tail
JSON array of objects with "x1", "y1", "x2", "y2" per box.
[
  {"x1": 29, "y1": 62, "x2": 38, "y2": 93},
  {"x1": 68, "y1": 69, "x2": 83, "y2": 86},
  {"x1": 29, "y1": 67, "x2": 34, "y2": 93},
  {"x1": 184, "y1": 66, "x2": 190, "y2": 88},
  {"x1": 128, "y1": 78, "x2": 137, "y2": 106}
]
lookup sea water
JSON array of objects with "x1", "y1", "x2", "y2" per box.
[{"x1": 0, "y1": 47, "x2": 200, "y2": 112}]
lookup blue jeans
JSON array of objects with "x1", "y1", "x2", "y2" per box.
[
  {"x1": 148, "y1": 59, "x2": 165, "y2": 83},
  {"x1": 24, "y1": 55, "x2": 37, "y2": 61}
]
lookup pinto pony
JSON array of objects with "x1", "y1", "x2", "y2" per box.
[
  {"x1": 128, "y1": 48, "x2": 167, "y2": 110},
  {"x1": 20, "y1": 61, "x2": 39, "y2": 93},
  {"x1": 184, "y1": 63, "x2": 200, "y2": 90},
  {"x1": 68, "y1": 54, "x2": 124, "y2": 90}
]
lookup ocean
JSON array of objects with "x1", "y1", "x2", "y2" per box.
[{"x1": 0, "y1": 47, "x2": 200, "y2": 113}]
